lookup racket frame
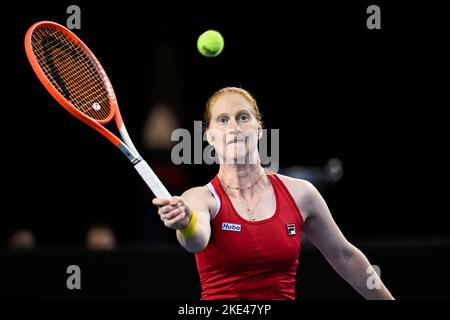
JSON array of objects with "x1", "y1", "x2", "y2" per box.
[{"x1": 24, "y1": 21, "x2": 171, "y2": 198}]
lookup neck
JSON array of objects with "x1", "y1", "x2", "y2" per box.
[{"x1": 218, "y1": 164, "x2": 266, "y2": 196}]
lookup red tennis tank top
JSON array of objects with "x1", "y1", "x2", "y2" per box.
[{"x1": 195, "y1": 172, "x2": 304, "y2": 300}]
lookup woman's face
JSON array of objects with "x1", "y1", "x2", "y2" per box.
[{"x1": 207, "y1": 93, "x2": 261, "y2": 165}]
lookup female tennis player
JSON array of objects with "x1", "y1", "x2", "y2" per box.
[{"x1": 152, "y1": 87, "x2": 394, "y2": 300}]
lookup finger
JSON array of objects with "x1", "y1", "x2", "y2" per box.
[
  {"x1": 161, "y1": 208, "x2": 184, "y2": 225},
  {"x1": 162, "y1": 206, "x2": 186, "y2": 220},
  {"x1": 166, "y1": 206, "x2": 187, "y2": 221},
  {"x1": 169, "y1": 196, "x2": 183, "y2": 206},
  {"x1": 152, "y1": 198, "x2": 170, "y2": 206},
  {"x1": 158, "y1": 205, "x2": 178, "y2": 215},
  {"x1": 160, "y1": 208, "x2": 184, "y2": 223},
  {"x1": 168, "y1": 210, "x2": 188, "y2": 225}
]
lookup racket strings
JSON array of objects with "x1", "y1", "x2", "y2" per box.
[
  {"x1": 33, "y1": 27, "x2": 110, "y2": 118},
  {"x1": 33, "y1": 29, "x2": 107, "y2": 115},
  {"x1": 31, "y1": 26, "x2": 112, "y2": 121},
  {"x1": 33, "y1": 27, "x2": 110, "y2": 119}
]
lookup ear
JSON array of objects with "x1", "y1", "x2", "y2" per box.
[{"x1": 206, "y1": 129, "x2": 215, "y2": 145}]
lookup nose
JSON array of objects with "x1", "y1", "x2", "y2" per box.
[{"x1": 227, "y1": 118, "x2": 239, "y2": 132}]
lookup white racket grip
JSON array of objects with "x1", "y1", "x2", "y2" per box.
[{"x1": 134, "y1": 160, "x2": 172, "y2": 199}]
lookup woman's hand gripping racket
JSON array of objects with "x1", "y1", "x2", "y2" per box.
[{"x1": 24, "y1": 21, "x2": 171, "y2": 199}]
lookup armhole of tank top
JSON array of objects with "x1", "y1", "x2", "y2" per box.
[
  {"x1": 207, "y1": 182, "x2": 221, "y2": 220},
  {"x1": 273, "y1": 174, "x2": 305, "y2": 225}
]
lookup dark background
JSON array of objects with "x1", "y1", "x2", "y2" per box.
[{"x1": 1, "y1": 0, "x2": 449, "y2": 300}]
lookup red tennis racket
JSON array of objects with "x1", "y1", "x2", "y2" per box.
[{"x1": 24, "y1": 21, "x2": 171, "y2": 199}]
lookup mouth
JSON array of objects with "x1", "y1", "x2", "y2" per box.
[{"x1": 227, "y1": 137, "x2": 246, "y2": 145}]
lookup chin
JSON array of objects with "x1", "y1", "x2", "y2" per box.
[{"x1": 225, "y1": 147, "x2": 247, "y2": 160}]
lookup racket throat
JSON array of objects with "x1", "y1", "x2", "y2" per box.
[
  {"x1": 118, "y1": 124, "x2": 139, "y2": 156},
  {"x1": 117, "y1": 143, "x2": 138, "y2": 161}
]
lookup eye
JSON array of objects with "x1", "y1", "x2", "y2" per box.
[
  {"x1": 238, "y1": 113, "x2": 249, "y2": 122},
  {"x1": 217, "y1": 116, "x2": 228, "y2": 124}
]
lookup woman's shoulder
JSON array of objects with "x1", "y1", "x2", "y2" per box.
[
  {"x1": 274, "y1": 173, "x2": 319, "y2": 219},
  {"x1": 274, "y1": 173, "x2": 316, "y2": 196}
]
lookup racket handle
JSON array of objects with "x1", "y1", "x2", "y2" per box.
[{"x1": 134, "y1": 160, "x2": 172, "y2": 199}]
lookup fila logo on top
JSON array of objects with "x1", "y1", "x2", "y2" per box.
[
  {"x1": 222, "y1": 222, "x2": 241, "y2": 232},
  {"x1": 286, "y1": 224, "x2": 296, "y2": 236}
]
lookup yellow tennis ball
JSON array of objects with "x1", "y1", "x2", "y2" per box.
[{"x1": 197, "y1": 30, "x2": 224, "y2": 57}]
